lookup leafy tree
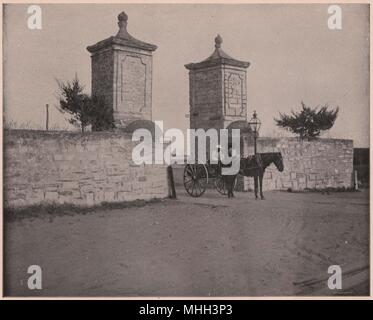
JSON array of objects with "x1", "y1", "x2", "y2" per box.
[
  {"x1": 274, "y1": 102, "x2": 339, "y2": 139},
  {"x1": 56, "y1": 76, "x2": 114, "y2": 132},
  {"x1": 56, "y1": 76, "x2": 91, "y2": 132}
]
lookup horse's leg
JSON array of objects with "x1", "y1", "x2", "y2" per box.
[
  {"x1": 231, "y1": 177, "x2": 235, "y2": 198},
  {"x1": 229, "y1": 177, "x2": 234, "y2": 198},
  {"x1": 228, "y1": 182, "x2": 232, "y2": 198},
  {"x1": 254, "y1": 174, "x2": 258, "y2": 200},
  {"x1": 259, "y1": 172, "x2": 265, "y2": 200},
  {"x1": 224, "y1": 178, "x2": 230, "y2": 198}
]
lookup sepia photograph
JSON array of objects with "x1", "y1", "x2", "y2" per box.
[{"x1": 2, "y1": 2, "x2": 370, "y2": 298}]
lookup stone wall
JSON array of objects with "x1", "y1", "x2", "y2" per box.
[
  {"x1": 172, "y1": 137, "x2": 354, "y2": 193},
  {"x1": 245, "y1": 137, "x2": 354, "y2": 191},
  {"x1": 4, "y1": 130, "x2": 169, "y2": 208}
]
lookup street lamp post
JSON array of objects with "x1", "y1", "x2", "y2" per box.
[{"x1": 248, "y1": 111, "x2": 261, "y2": 155}]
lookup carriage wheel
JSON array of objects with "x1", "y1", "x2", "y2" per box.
[
  {"x1": 183, "y1": 164, "x2": 208, "y2": 197},
  {"x1": 215, "y1": 175, "x2": 238, "y2": 195}
]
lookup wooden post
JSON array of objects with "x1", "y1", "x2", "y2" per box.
[
  {"x1": 167, "y1": 165, "x2": 177, "y2": 199},
  {"x1": 45, "y1": 104, "x2": 49, "y2": 131},
  {"x1": 354, "y1": 170, "x2": 358, "y2": 190}
]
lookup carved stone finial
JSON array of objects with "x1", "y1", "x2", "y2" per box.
[
  {"x1": 118, "y1": 11, "x2": 128, "y2": 22},
  {"x1": 215, "y1": 34, "x2": 223, "y2": 48},
  {"x1": 116, "y1": 11, "x2": 129, "y2": 38}
]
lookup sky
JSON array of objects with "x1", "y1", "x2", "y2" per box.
[{"x1": 3, "y1": 3, "x2": 370, "y2": 147}]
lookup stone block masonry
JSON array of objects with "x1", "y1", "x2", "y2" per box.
[
  {"x1": 245, "y1": 137, "x2": 354, "y2": 191},
  {"x1": 4, "y1": 130, "x2": 168, "y2": 208},
  {"x1": 185, "y1": 35, "x2": 250, "y2": 131},
  {"x1": 87, "y1": 12, "x2": 157, "y2": 129},
  {"x1": 171, "y1": 138, "x2": 353, "y2": 193}
]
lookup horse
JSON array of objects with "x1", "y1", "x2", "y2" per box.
[{"x1": 223, "y1": 152, "x2": 284, "y2": 200}]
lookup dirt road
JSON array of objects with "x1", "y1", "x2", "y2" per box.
[{"x1": 4, "y1": 188, "x2": 369, "y2": 296}]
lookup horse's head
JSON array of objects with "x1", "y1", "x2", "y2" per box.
[{"x1": 273, "y1": 152, "x2": 284, "y2": 172}]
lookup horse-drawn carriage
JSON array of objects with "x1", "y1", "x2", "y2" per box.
[
  {"x1": 183, "y1": 161, "x2": 232, "y2": 197},
  {"x1": 183, "y1": 152, "x2": 284, "y2": 199},
  {"x1": 182, "y1": 119, "x2": 284, "y2": 199}
]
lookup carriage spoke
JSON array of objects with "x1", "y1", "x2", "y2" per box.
[
  {"x1": 188, "y1": 182, "x2": 194, "y2": 193},
  {"x1": 215, "y1": 175, "x2": 227, "y2": 195},
  {"x1": 195, "y1": 180, "x2": 202, "y2": 194},
  {"x1": 186, "y1": 167, "x2": 193, "y2": 176},
  {"x1": 190, "y1": 164, "x2": 196, "y2": 172},
  {"x1": 191, "y1": 183, "x2": 197, "y2": 196},
  {"x1": 183, "y1": 164, "x2": 207, "y2": 197},
  {"x1": 184, "y1": 176, "x2": 193, "y2": 183},
  {"x1": 184, "y1": 179, "x2": 193, "y2": 188}
]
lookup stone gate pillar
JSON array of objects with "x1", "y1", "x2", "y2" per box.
[
  {"x1": 185, "y1": 35, "x2": 250, "y2": 131},
  {"x1": 87, "y1": 12, "x2": 157, "y2": 129},
  {"x1": 185, "y1": 35, "x2": 253, "y2": 191}
]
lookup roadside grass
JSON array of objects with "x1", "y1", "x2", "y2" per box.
[
  {"x1": 4, "y1": 197, "x2": 164, "y2": 222},
  {"x1": 244, "y1": 186, "x2": 361, "y2": 194},
  {"x1": 282, "y1": 186, "x2": 361, "y2": 194}
]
